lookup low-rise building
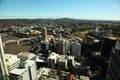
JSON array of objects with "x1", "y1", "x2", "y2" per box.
[
  {"x1": 67, "y1": 56, "x2": 75, "y2": 66},
  {"x1": 58, "y1": 55, "x2": 68, "y2": 69},
  {"x1": 80, "y1": 76, "x2": 90, "y2": 80},
  {"x1": 17, "y1": 52, "x2": 36, "y2": 62},
  {"x1": 47, "y1": 52, "x2": 59, "y2": 68},
  {"x1": 37, "y1": 67, "x2": 59, "y2": 80},
  {"x1": 58, "y1": 55, "x2": 75, "y2": 69}
]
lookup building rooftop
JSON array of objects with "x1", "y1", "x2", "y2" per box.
[
  {"x1": 18, "y1": 52, "x2": 30, "y2": 56},
  {"x1": 9, "y1": 68, "x2": 27, "y2": 75},
  {"x1": 72, "y1": 42, "x2": 81, "y2": 45},
  {"x1": 93, "y1": 39, "x2": 100, "y2": 42},
  {"x1": 17, "y1": 52, "x2": 36, "y2": 59},
  {"x1": 59, "y1": 55, "x2": 74, "y2": 60},
  {"x1": 36, "y1": 55, "x2": 46, "y2": 63},
  {"x1": 59, "y1": 55, "x2": 67, "y2": 63},
  {"x1": 80, "y1": 76, "x2": 90, "y2": 80},
  {"x1": 37, "y1": 67, "x2": 59, "y2": 80},
  {"x1": 86, "y1": 36, "x2": 94, "y2": 39},
  {"x1": 40, "y1": 68, "x2": 50, "y2": 76},
  {"x1": 25, "y1": 60, "x2": 36, "y2": 68},
  {"x1": 5, "y1": 54, "x2": 20, "y2": 65},
  {"x1": 37, "y1": 67, "x2": 51, "y2": 78},
  {"x1": 67, "y1": 55, "x2": 74, "y2": 60},
  {"x1": 47, "y1": 52, "x2": 59, "y2": 60}
]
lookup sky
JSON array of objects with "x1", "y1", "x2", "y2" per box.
[{"x1": 0, "y1": 0, "x2": 120, "y2": 20}]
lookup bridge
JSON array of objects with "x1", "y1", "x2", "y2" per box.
[
  {"x1": 3, "y1": 37, "x2": 36, "y2": 47},
  {"x1": 2, "y1": 37, "x2": 41, "y2": 54}
]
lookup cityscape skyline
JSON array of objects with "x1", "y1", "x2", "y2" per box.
[
  {"x1": 0, "y1": 0, "x2": 120, "y2": 20},
  {"x1": 0, "y1": 7, "x2": 120, "y2": 79}
]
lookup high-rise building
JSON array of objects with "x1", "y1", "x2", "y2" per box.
[
  {"x1": 106, "y1": 41, "x2": 120, "y2": 80},
  {"x1": 0, "y1": 36, "x2": 9, "y2": 79},
  {"x1": 25, "y1": 60, "x2": 37, "y2": 80},
  {"x1": 40, "y1": 27, "x2": 49, "y2": 54},
  {"x1": 101, "y1": 39, "x2": 115, "y2": 59},
  {"x1": 42, "y1": 27, "x2": 47, "y2": 40},
  {"x1": 71, "y1": 42, "x2": 81, "y2": 59},
  {"x1": 55, "y1": 38, "x2": 69, "y2": 55}
]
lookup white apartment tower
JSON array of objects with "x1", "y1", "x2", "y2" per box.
[{"x1": 0, "y1": 36, "x2": 9, "y2": 79}]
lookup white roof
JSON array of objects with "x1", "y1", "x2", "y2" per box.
[
  {"x1": 5, "y1": 54, "x2": 20, "y2": 65},
  {"x1": 60, "y1": 55, "x2": 67, "y2": 58},
  {"x1": 18, "y1": 52, "x2": 35, "y2": 59},
  {"x1": 47, "y1": 52, "x2": 59, "y2": 60},
  {"x1": 10, "y1": 68, "x2": 26, "y2": 75},
  {"x1": 25, "y1": 60, "x2": 35, "y2": 67},
  {"x1": 115, "y1": 41, "x2": 120, "y2": 50},
  {"x1": 94, "y1": 39, "x2": 99, "y2": 42},
  {"x1": 59, "y1": 55, "x2": 67, "y2": 63},
  {"x1": 72, "y1": 42, "x2": 81, "y2": 45},
  {"x1": 75, "y1": 62, "x2": 81, "y2": 66},
  {"x1": 80, "y1": 76, "x2": 90, "y2": 80},
  {"x1": 36, "y1": 56, "x2": 46, "y2": 63},
  {"x1": 38, "y1": 67, "x2": 50, "y2": 76},
  {"x1": 59, "y1": 55, "x2": 74, "y2": 60},
  {"x1": 67, "y1": 56, "x2": 74, "y2": 60}
]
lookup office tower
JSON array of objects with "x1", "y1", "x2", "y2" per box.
[
  {"x1": 71, "y1": 42, "x2": 81, "y2": 59},
  {"x1": 0, "y1": 36, "x2": 9, "y2": 79},
  {"x1": 41, "y1": 27, "x2": 49, "y2": 53},
  {"x1": 106, "y1": 41, "x2": 120, "y2": 80},
  {"x1": 25, "y1": 60, "x2": 37, "y2": 80},
  {"x1": 56, "y1": 38, "x2": 69, "y2": 55},
  {"x1": 42, "y1": 27, "x2": 47, "y2": 40},
  {"x1": 101, "y1": 39, "x2": 115, "y2": 59}
]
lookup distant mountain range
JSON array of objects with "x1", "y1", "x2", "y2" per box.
[{"x1": 0, "y1": 18, "x2": 120, "y2": 23}]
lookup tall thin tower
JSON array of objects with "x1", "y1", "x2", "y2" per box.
[
  {"x1": 42, "y1": 27, "x2": 47, "y2": 40},
  {"x1": 0, "y1": 36, "x2": 9, "y2": 79}
]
